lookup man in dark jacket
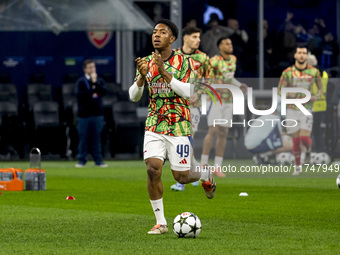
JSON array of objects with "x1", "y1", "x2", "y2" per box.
[{"x1": 76, "y1": 59, "x2": 107, "y2": 167}]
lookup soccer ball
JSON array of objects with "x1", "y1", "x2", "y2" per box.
[
  {"x1": 310, "y1": 152, "x2": 317, "y2": 164},
  {"x1": 276, "y1": 153, "x2": 294, "y2": 165},
  {"x1": 314, "y1": 152, "x2": 331, "y2": 165},
  {"x1": 336, "y1": 174, "x2": 340, "y2": 189},
  {"x1": 173, "y1": 212, "x2": 201, "y2": 238}
]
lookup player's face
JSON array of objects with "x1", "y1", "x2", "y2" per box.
[
  {"x1": 219, "y1": 39, "x2": 233, "y2": 54},
  {"x1": 152, "y1": 24, "x2": 175, "y2": 49},
  {"x1": 294, "y1": 48, "x2": 308, "y2": 65},
  {"x1": 184, "y1": 32, "x2": 200, "y2": 50},
  {"x1": 83, "y1": 63, "x2": 96, "y2": 75}
]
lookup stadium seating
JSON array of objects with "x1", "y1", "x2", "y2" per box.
[
  {"x1": 111, "y1": 101, "x2": 142, "y2": 156},
  {"x1": 0, "y1": 101, "x2": 22, "y2": 158},
  {"x1": 0, "y1": 101, "x2": 18, "y2": 126},
  {"x1": 102, "y1": 83, "x2": 120, "y2": 108},
  {"x1": 33, "y1": 101, "x2": 60, "y2": 127},
  {"x1": 0, "y1": 84, "x2": 18, "y2": 105},
  {"x1": 32, "y1": 101, "x2": 66, "y2": 157},
  {"x1": 62, "y1": 83, "x2": 76, "y2": 111},
  {"x1": 28, "y1": 84, "x2": 52, "y2": 110}
]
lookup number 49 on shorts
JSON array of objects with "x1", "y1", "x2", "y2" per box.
[{"x1": 177, "y1": 144, "x2": 189, "y2": 158}]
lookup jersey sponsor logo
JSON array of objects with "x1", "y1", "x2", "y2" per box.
[{"x1": 87, "y1": 31, "x2": 113, "y2": 49}]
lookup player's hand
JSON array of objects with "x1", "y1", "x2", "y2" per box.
[
  {"x1": 135, "y1": 57, "x2": 148, "y2": 78},
  {"x1": 190, "y1": 93, "x2": 198, "y2": 104},
  {"x1": 90, "y1": 73, "x2": 97, "y2": 83},
  {"x1": 152, "y1": 52, "x2": 166, "y2": 74},
  {"x1": 240, "y1": 83, "x2": 248, "y2": 93},
  {"x1": 310, "y1": 95, "x2": 317, "y2": 102}
]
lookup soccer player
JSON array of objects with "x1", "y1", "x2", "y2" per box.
[
  {"x1": 201, "y1": 37, "x2": 247, "y2": 177},
  {"x1": 278, "y1": 46, "x2": 322, "y2": 175},
  {"x1": 128, "y1": 19, "x2": 216, "y2": 235},
  {"x1": 171, "y1": 26, "x2": 210, "y2": 191},
  {"x1": 244, "y1": 113, "x2": 293, "y2": 163}
]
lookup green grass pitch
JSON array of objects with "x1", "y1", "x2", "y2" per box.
[{"x1": 0, "y1": 160, "x2": 339, "y2": 254}]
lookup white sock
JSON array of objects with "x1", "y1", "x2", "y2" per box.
[
  {"x1": 214, "y1": 156, "x2": 223, "y2": 167},
  {"x1": 192, "y1": 156, "x2": 200, "y2": 168},
  {"x1": 301, "y1": 152, "x2": 306, "y2": 164},
  {"x1": 199, "y1": 165, "x2": 210, "y2": 182},
  {"x1": 150, "y1": 198, "x2": 167, "y2": 225},
  {"x1": 201, "y1": 154, "x2": 209, "y2": 165}
]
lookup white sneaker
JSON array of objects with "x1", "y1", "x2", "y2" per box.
[
  {"x1": 191, "y1": 181, "x2": 199, "y2": 187},
  {"x1": 147, "y1": 224, "x2": 168, "y2": 234},
  {"x1": 75, "y1": 163, "x2": 85, "y2": 168},
  {"x1": 95, "y1": 163, "x2": 108, "y2": 167},
  {"x1": 171, "y1": 182, "x2": 185, "y2": 191}
]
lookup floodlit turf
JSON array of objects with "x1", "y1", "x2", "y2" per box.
[{"x1": 0, "y1": 160, "x2": 339, "y2": 254}]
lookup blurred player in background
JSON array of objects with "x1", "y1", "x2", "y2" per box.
[
  {"x1": 278, "y1": 46, "x2": 322, "y2": 175},
  {"x1": 129, "y1": 19, "x2": 216, "y2": 235},
  {"x1": 171, "y1": 26, "x2": 210, "y2": 191},
  {"x1": 307, "y1": 53, "x2": 329, "y2": 152},
  {"x1": 244, "y1": 112, "x2": 293, "y2": 164},
  {"x1": 201, "y1": 37, "x2": 247, "y2": 177}
]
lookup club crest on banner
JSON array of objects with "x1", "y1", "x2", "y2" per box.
[{"x1": 87, "y1": 31, "x2": 113, "y2": 49}]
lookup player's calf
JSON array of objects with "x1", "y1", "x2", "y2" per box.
[
  {"x1": 292, "y1": 137, "x2": 301, "y2": 166},
  {"x1": 172, "y1": 170, "x2": 198, "y2": 184}
]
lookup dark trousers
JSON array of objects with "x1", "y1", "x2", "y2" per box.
[
  {"x1": 312, "y1": 112, "x2": 326, "y2": 152},
  {"x1": 77, "y1": 116, "x2": 104, "y2": 165}
]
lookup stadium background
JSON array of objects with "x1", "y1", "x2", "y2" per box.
[
  {"x1": 0, "y1": 0, "x2": 339, "y2": 160},
  {"x1": 1, "y1": 1, "x2": 340, "y2": 254}
]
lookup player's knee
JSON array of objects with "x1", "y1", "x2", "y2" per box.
[
  {"x1": 147, "y1": 166, "x2": 161, "y2": 181},
  {"x1": 208, "y1": 127, "x2": 218, "y2": 137},
  {"x1": 174, "y1": 173, "x2": 189, "y2": 184},
  {"x1": 145, "y1": 161, "x2": 162, "y2": 180},
  {"x1": 218, "y1": 127, "x2": 228, "y2": 138}
]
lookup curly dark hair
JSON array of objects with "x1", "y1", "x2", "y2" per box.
[
  {"x1": 182, "y1": 26, "x2": 202, "y2": 37},
  {"x1": 154, "y1": 19, "x2": 179, "y2": 40},
  {"x1": 217, "y1": 36, "x2": 230, "y2": 47}
]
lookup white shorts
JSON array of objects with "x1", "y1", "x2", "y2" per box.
[
  {"x1": 285, "y1": 109, "x2": 313, "y2": 134},
  {"x1": 207, "y1": 102, "x2": 233, "y2": 127},
  {"x1": 190, "y1": 107, "x2": 201, "y2": 133},
  {"x1": 143, "y1": 131, "x2": 191, "y2": 171}
]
